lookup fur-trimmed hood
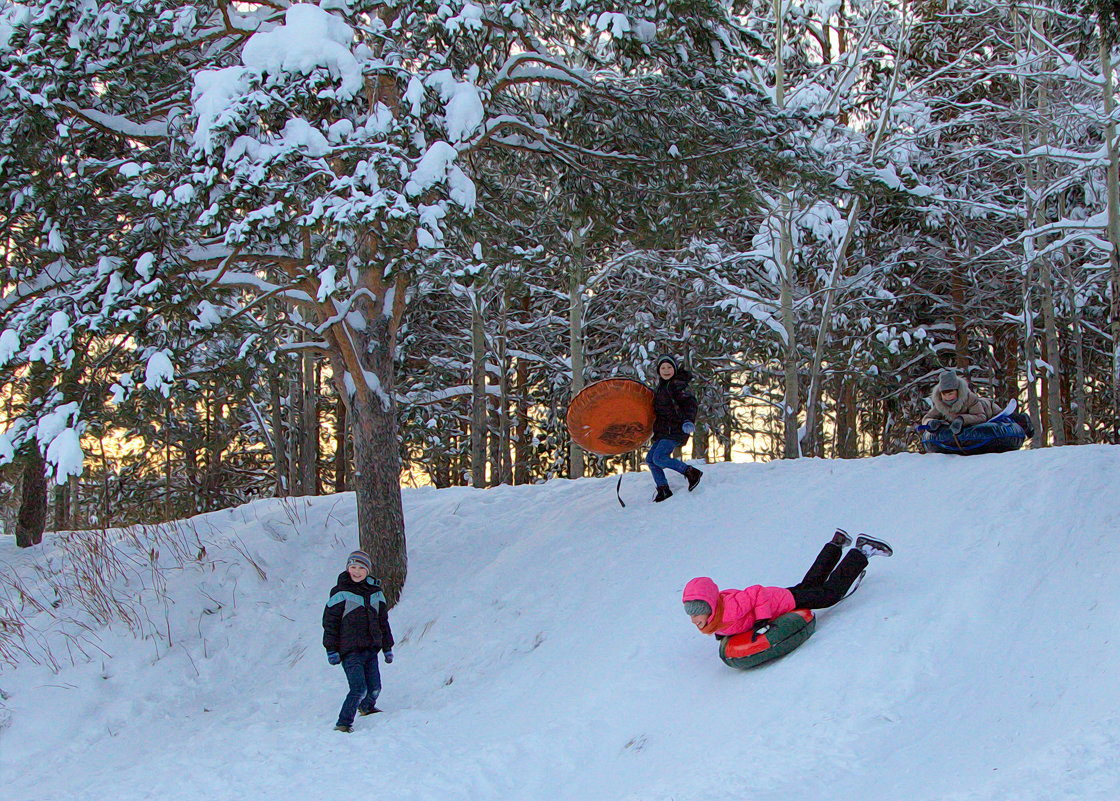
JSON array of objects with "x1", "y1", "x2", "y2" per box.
[{"x1": 922, "y1": 375, "x2": 1002, "y2": 426}]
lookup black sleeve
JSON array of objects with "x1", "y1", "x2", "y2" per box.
[
  {"x1": 380, "y1": 601, "x2": 394, "y2": 652},
  {"x1": 673, "y1": 382, "x2": 698, "y2": 424},
  {"x1": 322, "y1": 594, "x2": 342, "y2": 651}
]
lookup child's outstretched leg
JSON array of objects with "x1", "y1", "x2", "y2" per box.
[
  {"x1": 788, "y1": 533, "x2": 892, "y2": 609},
  {"x1": 790, "y1": 529, "x2": 850, "y2": 591}
]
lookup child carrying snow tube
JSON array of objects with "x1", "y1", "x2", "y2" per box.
[
  {"x1": 920, "y1": 418, "x2": 1026, "y2": 455},
  {"x1": 718, "y1": 609, "x2": 816, "y2": 669}
]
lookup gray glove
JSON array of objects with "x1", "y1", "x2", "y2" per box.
[
  {"x1": 949, "y1": 418, "x2": 964, "y2": 434},
  {"x1": 926, "y1": 420, "x2": 943, "y2": 431}
]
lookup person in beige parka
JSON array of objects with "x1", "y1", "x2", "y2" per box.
[{"x1": 921, "y1": 369, "x2": 1002, "y2": 435}]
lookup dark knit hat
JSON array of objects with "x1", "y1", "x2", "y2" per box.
[
  {"x1": 937, "y1": 369, "x2": 961, "y2": 393},
  {"x1": 656, "y1": 354, "x2": 678, "y2": 372},
  {"x1": 683, "y1": 599, "x2": 712, "y2": 616},
  {"x1": 346, "y1": 550, "x2": 373, "y2": 572}
]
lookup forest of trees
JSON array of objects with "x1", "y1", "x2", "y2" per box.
[{"x1": 3, "y1": 1, "x2": 1120, "y2": 595}]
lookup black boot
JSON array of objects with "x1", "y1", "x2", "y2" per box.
[
  {"x1": 1011, "y1": 411, "x2": 1035, "y2": 439},
  {"x1": 685, "y1": 466, "x2": 703, "y2": 492},
  {"x1": 654, "y1": 485, "x2": 673, "y2": 503}
]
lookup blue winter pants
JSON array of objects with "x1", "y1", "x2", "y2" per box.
[
  {"x1": 337, "y1": 649, "x2": 382, "y2": 726},
  {"x1": 645, "y1": 438, "x2": 690, "y2": 488}
]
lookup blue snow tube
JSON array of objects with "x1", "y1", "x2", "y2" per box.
[{"x1": 921, "y1": 419, "x2": 1026, "y2": 455}]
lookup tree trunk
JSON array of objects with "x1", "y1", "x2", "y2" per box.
[
  {"x1": 951, "y1": 268, "x2": 969, "y2": 371},
  {"x1": 53, "y1": 482, "x2": 69, "y2": 531},
  {"x1": 334, "y1": 395, "x2": 348, "y2": 493},
  {"x1": 165, "y1": 402, "x2": 174, "y2": 519},
  {"x1": 835, "y1": 374, "x2": 859, "y2": 458},
  {"x1": 287, "y1": 367, "x2": 301, "y2": 495},
  {"x1": 569, "y1": 221, "x2": 586, "y2": 477},
  {"x1": 270, "y1": 368, "x2": 288, "y2": 497},
  {"x1": 722, "y1": 371, "x2": 734, "y2": 462},
  {"x1": 348, "y1": 313, "x2": 406, "y2": 605},
  {"x1": 692, "y1": 422, "x2": 708, "y2": 463},
  {"x1": 1032, "y1": 16, "x2": 1063, "y2": 445},
  {"x1": 301, "y1": 351, "x2": 318, "y2": 496},
  {"x1": 774, "y1": 0, "x2": 800, "y2": 459},
  {"x1": 470, "y1": 289, "x2": 487, "y2": 488},
  {"x1": 513, "y1": 291, "x2": 531, "y2": 485},
  {"x1": 68, "y1": 474, "x2": 79, "y2": 530},
  {"x1": 991, "y1": 324, "x2": 1019, "y2": 403},
  {"x1": 1100, "y1": 38, "x2": 1120, "y2": 422},
  {"x1": 15, "y1": 450, "x2": 47, "y2": 548},
  {"x1": 1023, "y1": 294, "x2": 1044, "y2": 449},
  {"x1": 497, "y1": 302, "x2": 512, "y2": 485},
  {"x1": 487, "y1": 364, "x2": 501, "y2": 487},
  {"x1": 514, "y1": 355, "x2": 530, "y2": 484},
  {"x1": 1066, "y1": 262, "x2": 1089, "y2": 443}
]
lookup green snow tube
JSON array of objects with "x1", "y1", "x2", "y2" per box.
[{"x1": 718, "y1": 609, "x2": 816, "y2": 670}]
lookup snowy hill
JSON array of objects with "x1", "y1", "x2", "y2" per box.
[{"x1": 3, "y1": 446, "x2": 1120, "y2": 801}]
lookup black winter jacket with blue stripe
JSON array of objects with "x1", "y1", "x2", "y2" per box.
[{"x1": 322, "y1": 572, "x2": 394, "y2": 656}]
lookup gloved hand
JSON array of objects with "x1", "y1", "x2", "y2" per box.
[
  {"x1": 949, "y1": 418, "x2": 964, "y2": 434},
  {"x1": 327, "y1": 651, "x2": 341, "y2": 665},
  {"x1": 750, "y1": 618, "x2": 771, "y2": 641},
  {"x1": 383, "y1": 649, "x2": 394, "y2": 664},
  {"x1": 926, "y1": 419, "x2": 943, "y2": 431},
  {"x1": 682, "y1": 421, "x2": 696, "y2": 435}
]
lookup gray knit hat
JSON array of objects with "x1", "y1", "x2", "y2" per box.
[
  {"x1": 937, "y1": 369, "x2": 961, "y2": 393},
  {"x1": 683, "y1": 599, "x2": 712, "y2": 616},
  {"x1": 656, "y1": 354, "x2": 678, "y2": 372}
]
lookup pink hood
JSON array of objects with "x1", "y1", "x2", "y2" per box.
[{"x1": 682, "y1": 577, "x2": 796, "y2": 637}]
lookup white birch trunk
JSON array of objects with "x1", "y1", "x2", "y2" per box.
[{"x1": 1100, "y1": 39, "x2": 1120, "y2": 419}]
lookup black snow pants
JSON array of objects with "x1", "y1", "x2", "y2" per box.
[{"x1": 786, "y1": 542, "x2": 868, "y2": 610}]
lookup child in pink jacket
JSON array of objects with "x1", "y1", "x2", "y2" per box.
[{"x1": 682, "y1": 530, "x2": 892, "y2": 638}]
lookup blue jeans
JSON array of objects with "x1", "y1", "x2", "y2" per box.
[
  {"x1": 645, "y1": 438, "x2": 689, "y2": 488},
  {"x1": 337, "y1": 649, "x2": 382, "y2": 726}
]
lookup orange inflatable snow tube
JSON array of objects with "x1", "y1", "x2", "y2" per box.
[{"x1": 565, "y1": 378, "x2": 655, "y2": 456}]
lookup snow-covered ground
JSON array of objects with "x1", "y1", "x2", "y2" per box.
[{"x1": 3, "y1": 446, "x2": 1120, "y2": 801}]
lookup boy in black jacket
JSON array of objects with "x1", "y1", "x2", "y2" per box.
[
  {"x1": 322, "y1": 550, "x2": 395, "y2": 732},
  {"x1": 646, "y1": 355, "x2": 702, "y2": 502}
]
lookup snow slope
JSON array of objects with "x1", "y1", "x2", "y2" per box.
[{"x1": 3, "y1": 446, "x2": 1120, "y2": 801}]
